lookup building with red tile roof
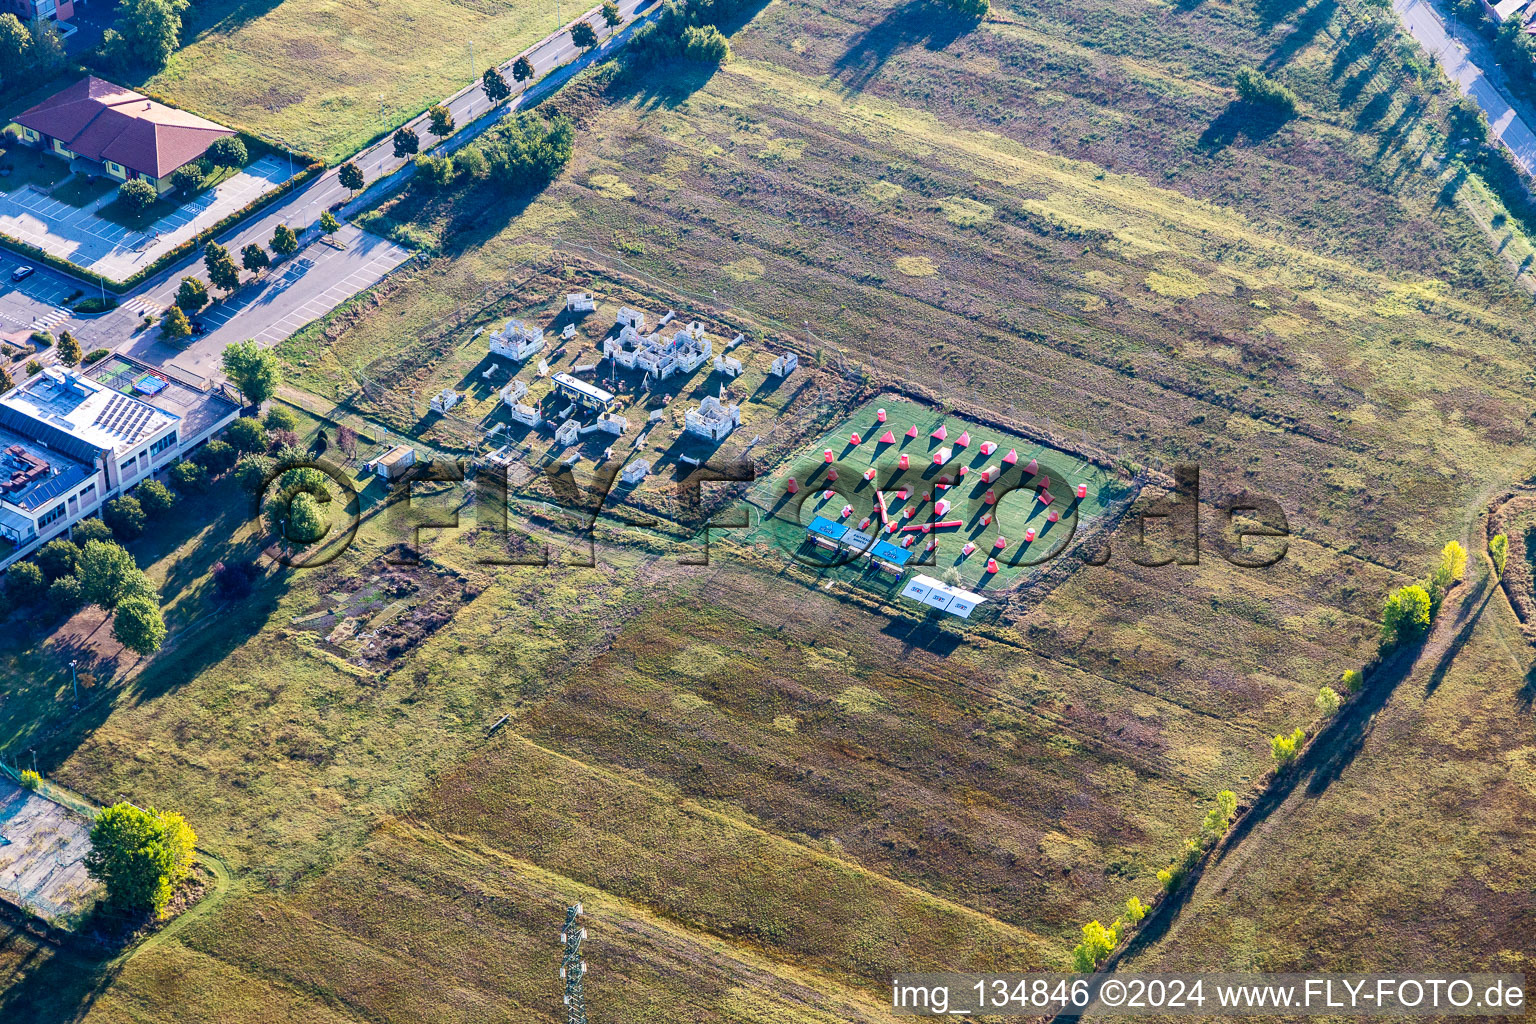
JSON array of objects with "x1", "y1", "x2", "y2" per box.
[{"x1": 12, "y1": 77, "x2": 235, "y2": 192}]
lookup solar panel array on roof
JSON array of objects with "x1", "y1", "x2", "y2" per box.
[{"x1": 90, "y1": 392, "x2": 156, "y2": 443}]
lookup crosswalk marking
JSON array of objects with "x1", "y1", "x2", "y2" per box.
[{"x1": 29, "y1": 308, "x2": 70, "y2": 331}]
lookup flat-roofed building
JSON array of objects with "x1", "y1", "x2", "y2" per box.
[
  {"x1": 0, "y1": 357, "x2": 237, "y2": 568},
  {"x1": 552, "y1": 372, "x2": 615, "y2": 412}
]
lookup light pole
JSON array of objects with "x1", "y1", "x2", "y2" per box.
[{"x1": 69, "y1": 659, "x2": 77, "y2": 706}]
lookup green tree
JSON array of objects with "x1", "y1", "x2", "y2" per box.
[
  {"x1": 414, "y1": 154, "x2": 455, "y2": 190},
  {"x1": 206, "y1": 136, "x2": 247, "y2": 168},
  {"x1": 113, "y1": 594, "x2": 167, "y2": 655},
  {"x1": 85, "y1": 803, "x2": 195, "y2": 915},
  {"x1": 1200, "y1": 789, "x2": 1238, "y2": 838},
  {"x1": 1270, "y1": 726, "x2": 1306, "y2": 766},
  {"x1": 1490, "y1": 533, "x2": 1509, "y2": 576},
  {"x1": 601, "y1": 0, "x2": 622, "y2": 36},
  {"x1": 193, "y1": 439, "x2": 238, "y2": 475},
  {"x1": 168, "y1": 459, "x2": 207, "y2": 492},
  {"x1": 71, "y1": 517, "x2": 113, "y2": 546},
  {"x1": 339, "y1": 160, "x2": 365, "y2": 197},
  {"x1": 1124, "y1": 895, "x2": 1147, "y2": 924},
  {"x1": 104, "y1": 496, "x2": 146, "y2": 539},
  {"x1": 118, "y1": 177, "x2": 158, "y2": 212},
  {"x1": 57, "y1": 329, "x2": 82, "y2": 367},
  {"x1": 319, "y1": 210, "x2": 340, "y2": 237},
  {"x1": 76, "y1": 540, "x2": 152, "y2": 608},
  {"x1": 1071, "y1": 920, "x2": 1118, "y2": 972},
  {"x1": 680, "y1": 24, "x2": 730, "y2": 63},
  {"x1": 1441, "y1": 540, "x2": 1467, "y2": 583},
  {"x1": 1315, "y1": 685, "x2": 1341, "y2": 716},
  {"x1": 205, "y1": 241, "x2": 241, "y2": 294},
  {"x1": 428, "y1": 104, "x2": 455, "y2": 137},
  {"x1": 0, "y1": 15, "x2": 29, "y2": 80},
  {"x1": 1381, "y1": 584, "x2": 1432, "y2": 647},
  {"x1": 571, "y1": 20, "x2": 598, "y2": 51},
  {"x1": 393, "y1": 126, "x2": 420, "y2": 159},
  {"x1": 1234, "y1": 67, "x2": 1298, "y2": 116},
  {"x1": 225, "y1": 417, "x2": 269, "y2": 454},
  {"x1": 111, "y1": 0, "x2": 182, "y2": 68},
  {"x1": 7, "y1": 561, "x2": 46, "y2": 603},
  {"x1": 171, "y1": 163, "x2": 205, "y2": 195},
  {"x1": 270, "y1": 223, "x2": 298, "y2": 257},
  {"x1": 135, "y1": 479, "x2": 176, "y2": 516},
  {"x1": 482, "y1": 112, "x2": 574, "y2": 192},
  {"x1": 37, "y1": 538, "x2": 79, "y2": 581},
  {"x1": 176, "y1": 276, "x2": 209, "y2": 311},
  {"x1": 264, "y1": 405, "x2": 297, "y2": 432},
  {"x1": 241, "y1": 242, "x2": 270, "y2": 274},
  {"x1": 454, "y1": 145, "x2": 489, "y2": 182},
  {"x1": 512, "y1": 55, "x2": 535, "y2": 89},
  {"x1": 0, "y1": 366, "x2": 11, "y2": 392},
  {"x1": 283, "y1": 491, "x2": 327, "y2": 544},
  {"x1": 483, "y1": 65, "x2": 511, "y2": 103},
  {"x1": 939, "y1": 0, "x2": 988, "y2": 14},
  {"x1": 221, "y1": 339, "x2": 282, "y2": 408},
  {"x1": 1340, "y1": 667, "x2": 1363, "y2": 692},
  {"x1": 48, "y1": 574, "x2": 84, "y2": 613},
  {"x1": 160, "y1": 305, "x2": 192, "y2": 341},
  {"x1": 233, "y1": 454, "x2": 276, "y2": 492}
]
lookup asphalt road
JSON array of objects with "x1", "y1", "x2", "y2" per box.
[
  {"x1": 0, "y1": 0, "x2": 658, "y2": 379},
  {"x1": 1395, "y1": 0, "x2": 1536, "y2": 176}
]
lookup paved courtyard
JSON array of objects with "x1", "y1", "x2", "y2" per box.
[{"x1": 0, "y1": 154, "x2": 295, "y2": 281}]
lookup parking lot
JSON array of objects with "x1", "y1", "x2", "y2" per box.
[
  {"x1": 0, "y1": 259, "x2": 84, "y2": 341},
  {"x1": 0, "y1": 154, "x2": 295, "y2": 281}
]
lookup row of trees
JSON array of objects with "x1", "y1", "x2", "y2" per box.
[
  {"x1": 160, "y1": 218, "x2": 337, "y2": 340},
  {"x1": 1381, "y1": 540, "x2": 1467, "y2": 649}
]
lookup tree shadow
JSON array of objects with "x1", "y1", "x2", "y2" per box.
[
  {"x1": 1263, "y1": 0, "x2": 1337, "y2": 69},
  {"x1": 1339, "y1": 53, "x2": 1386, "y2": 109},
  {"x1": 1198, "y1": 102, "x2": 1292, "y2": 152},
  {"x1": 1353, "y1": 90, "x2": 1392, "y2": 132},
  {"x1": 832, "y1": 0, "x2": 976, "y2": 93},
  {"x1": 1424, "y1": 574, "x2": 1491, "y2": 698},
  {"x1": 0, "y1": 922, "x2": 119, "y2": 1024},
  {"x1": 1256, "y1": 0, "x2": 1311, "y2": 31}
]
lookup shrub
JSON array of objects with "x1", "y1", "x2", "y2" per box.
[
  {"x1": 18, "y1": 769, "x2": 40, "y2": 790},
  {"x1": 212, "y1": 559, "x2": 260, "y2": 599},
  {"x1": 1490, "y1": 533, "x2": 1508, "y2": 576},
  {"x1": 1340, "y1": 668, "x2": 1363, "y2": 692},
  {"x1": 167, "y1": 460, "x2": 207, "y2": 493},
  {"x1": 104, "y1": 496, "x2": 146, "y2": 540},
  {"x1": 83, "y1": 348, "x2": 110, "y2": 364},
  {"x1": 47, "y1": 573, "x2": 83, "y2": 613},
  {"x1": 414, "y1": 154, "x2": 456, "y2": 191},
  {"x1": 941, "y1": 0, "x2": 989, "y2": 13},
  {"x1": 1124, "y1": 896, "x2": 1147, "y2": 924},
  {"x1": 1234, "y1": 68, "x2": 1298, "y2": 116},
  {"x1": 135, "y1": 479, "x2": 176, "y2": 516},
  {"x1": 6, "y1": 561, "x2": 45, "y2": 603},
  {"x1": 264, "y1": 406, "x2": 298, "y2": 432},
  {"x1": 29, "y1": 330, "x2": 52, "y2": 350},
  {"x1": 225, "y1": 418, "x2": 270, "y2": 454},
  {"x1": 1270, "y1": 726, "x2": 1306, "y2": 766},
  {"x1": 118, "y1": 178, "x2": 158, "y2": 212},
  {"x1": 171, "y1": 163, "x2": 205, "y2": 195},
  {"x1": 71, "y1": 517, "x2": 113, "y2": 546},
  {"x1": 25, "y1": 360, "x2": 41, "y2": 376},
  {"x1": 85, "y1": 803, "x2": 195, "y2": 916},
  {"x1": 1381, "y1": 584, "x2": 1432, "y2": 647},
  {"x1": 1315, "y1": 685, "x2": 1341, "y2": 716},
  {"x1": 74, "y1": 298, "x2": 117, "y2": 315}
]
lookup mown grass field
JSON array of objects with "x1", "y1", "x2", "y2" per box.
[
  {"x1": 132, "y1": 0, "x2": 560, "y2": 161},
  {"x1": 4, "y1": 0, "x2": 1536, "y2": 1017}
]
